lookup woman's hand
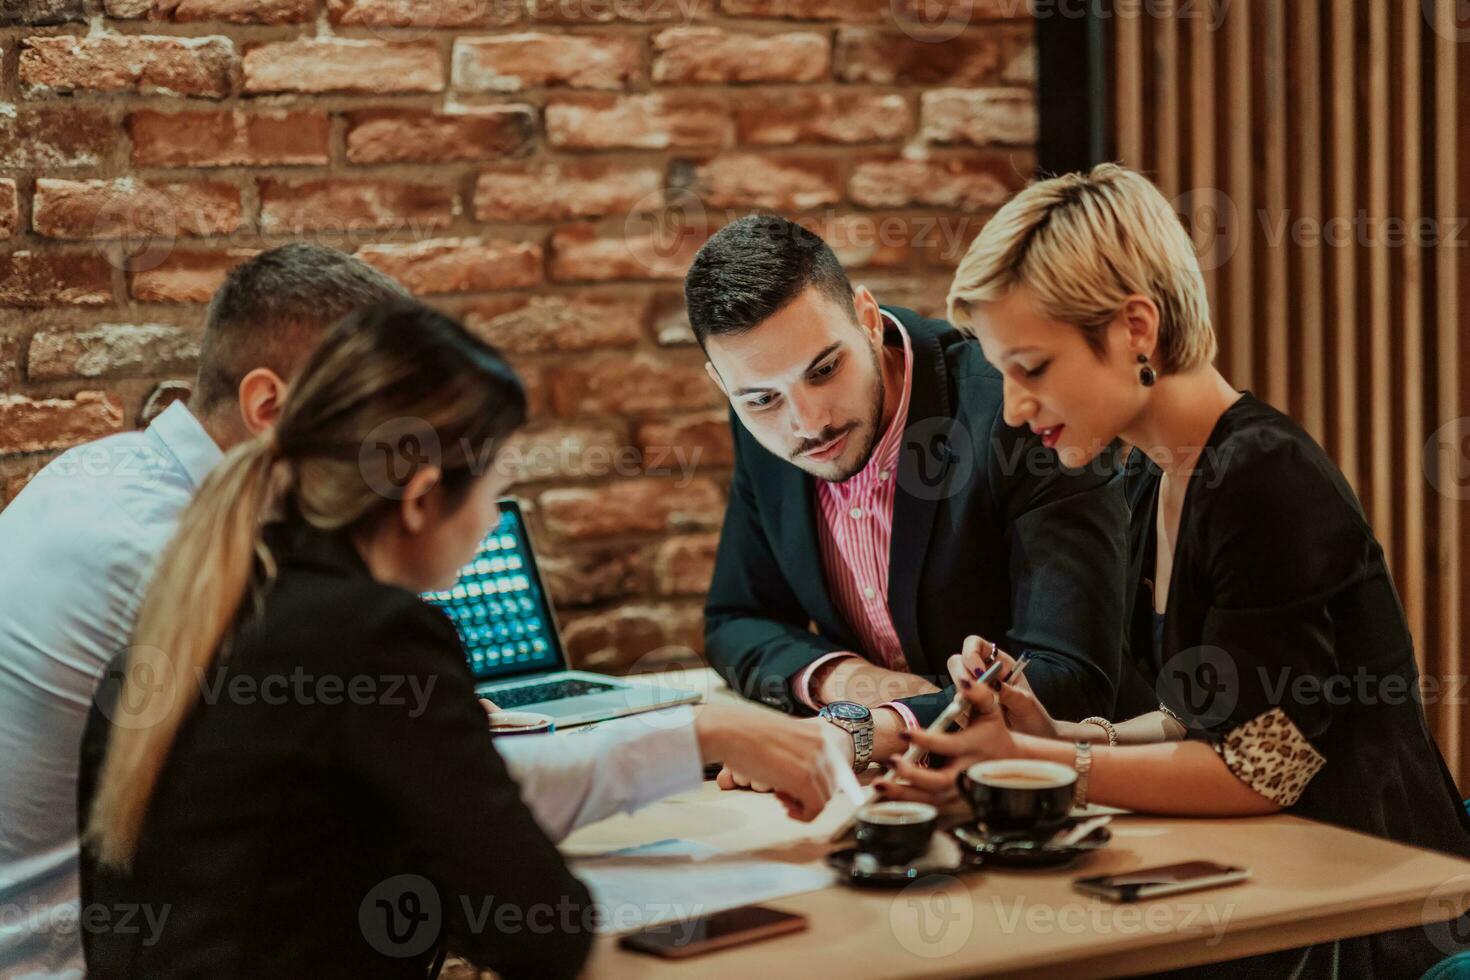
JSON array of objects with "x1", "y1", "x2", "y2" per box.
[
  {"x1": 871, "y1": 676, "x2": 1022, "y2": 806},
  {"x1": 949, "y1": 635, "x2": 1059, "y2": 739}
]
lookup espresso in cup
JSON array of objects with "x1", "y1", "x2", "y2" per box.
[
  {"x1": 487, "y1": 710, "x2": 555, "y2": 736},
  {"x1": 855, "y1": 801, "x2": 938, "y2": 867},
  {"x1": 957, "y1": 759, "x2": 1076, "y2": 838}
]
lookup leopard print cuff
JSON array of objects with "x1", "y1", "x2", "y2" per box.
[{"x1": 1212, "y1": 707, "x2": 1325, "y2": 807}]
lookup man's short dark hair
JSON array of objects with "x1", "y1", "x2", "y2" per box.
[
  {"x1": 683, "y1": 215, "x2": 856, "y2": 347},
  {"x1": 192, "y1": 243, "x2": 410, "y2": 415}
]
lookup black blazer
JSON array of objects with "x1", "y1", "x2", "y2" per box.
[
  {"x1": 1123, "y1": 393, "x2": 1470, "y2": 978},
  {"x1": 704, "y1": 306, "x2": 1131, "y2": 726},
  {"x1": 78, "y1": 521, "x2": 593, "y2": 980}
]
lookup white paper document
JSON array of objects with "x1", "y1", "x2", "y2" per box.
[{"x1": 571, "y1": 838, "x2": 834, "y2": 934}]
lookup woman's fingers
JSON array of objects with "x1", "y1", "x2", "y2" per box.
[
  {"x1": 886, "y1": 755, "x2": 957, "y2": 792},
  {"x1": 907, "y1": 709, "x2": 998, "y2": 757}
]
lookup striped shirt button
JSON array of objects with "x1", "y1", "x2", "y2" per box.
[
  {"x1": 863, "y1": 586, "x2": 877, "y2": 600},
  {"x1": 849, "y1": 507, "x2": 864, "y2": 519}
]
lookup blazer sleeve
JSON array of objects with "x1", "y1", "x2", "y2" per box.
[
  {"x1": 339, "y1": 595, "x2": 595, "y2": 980},
  {"x1": 703, "y1": 423, "x2": 846, "y2": 715},
  {"x1": 988, "y1": 421, "x2": 1131, "y2": 721}
]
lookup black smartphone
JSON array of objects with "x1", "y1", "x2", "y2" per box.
[
  {"x1": 618, "y1": 905, "x2": 808, "y2": 959},
  {"x1": 1074, "y1": 861, "x2": 1251, "y2": 902}
]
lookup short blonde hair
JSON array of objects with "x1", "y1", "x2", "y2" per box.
[{"x1": 947, "y1": 163, "x2": 1216, "y2": 374}]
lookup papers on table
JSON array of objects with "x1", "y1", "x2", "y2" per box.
[{"x1": 571, "y1": 838, "x2": 834, "y2": 934}]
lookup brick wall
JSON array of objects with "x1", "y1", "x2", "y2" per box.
[{"x1": 0, "y1": 0, "x2": 1036, "y2": 674}]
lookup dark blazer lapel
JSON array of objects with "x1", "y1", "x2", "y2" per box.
[
  {"x1": 887, "y1": 309, "x2": 955, "y2": 673},
  {"x1": 772, "y1": 454, "x2": 857, "y2": 648}
]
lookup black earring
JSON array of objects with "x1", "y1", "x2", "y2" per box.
[{"x1": 1137, "y1": 354, "x2": 1156, "y2": 387}]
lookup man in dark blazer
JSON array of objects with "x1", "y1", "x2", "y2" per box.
[{"x1": 686, "y1": 215, "x2": 1130, "y2": 773}]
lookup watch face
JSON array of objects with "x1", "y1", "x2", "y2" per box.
[{"x1": 826, "y1": 701, "x2": 871, "y2": 722}]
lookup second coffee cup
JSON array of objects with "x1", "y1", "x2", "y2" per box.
[{"x1": 956, "y1": 759, "x2": 1076, "y2": 838}]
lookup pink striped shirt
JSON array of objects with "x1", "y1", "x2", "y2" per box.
[{"x1": 793, "y1": 315, "x2": 920, "y2": 730}]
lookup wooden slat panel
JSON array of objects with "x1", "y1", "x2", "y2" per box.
[
  {"x1": 1433, "y1": 0, "x2": 1463, "y2": 773},
  {"x1": 1397, "y1": 0, "x2": 1427, "y2": 667},
  {"x1": 1153, "y1": 0, "x2": 1181, "y2": 198},
  {"x1": 1115, "y1": 6, "x2": 1144, "y2": 166},
  {"x1": 1224, "y1": 0, "x2": 1253, "y2": 390},
  {"x1": 1366, "y1": 0, "x2": 1395, "y2": 558},
  {"x1": 1328, "y1": 0, "x2": 1359, "y2": 491},
  {"x1": 1189, "y1": 7, "x2": 1219, "y2": 331},
  {"x1": 1261, "y1": 0, "x2": 1289, "y2": 409},
  {"x1": 1291, "y1": 0, "x2": 1326, "y2": 441}
]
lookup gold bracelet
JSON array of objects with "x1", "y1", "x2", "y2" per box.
[{"x1": 1080, "y1": 716, "x2": 1118, "y2": 746}]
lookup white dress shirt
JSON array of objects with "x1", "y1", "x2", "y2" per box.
[{"x1": 0, "y1": 402, "x2": 704, "y2": 978}]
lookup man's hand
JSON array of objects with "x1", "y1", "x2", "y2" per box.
[
  {"x1": 717, "y1": 708, "x2": 908, "y2": 794},
  {"x1": 695, "y1": 703, "x2": 848, "y2": 821},
  {"x1": 812, "y1": 657, "x2": 940, "y2": 707}
]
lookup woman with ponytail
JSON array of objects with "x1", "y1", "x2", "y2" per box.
[{"x1": 77, "y1": 301, "x2": 847, "y2": 980}]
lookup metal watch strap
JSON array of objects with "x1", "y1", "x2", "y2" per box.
[
  {"x1": 850, "y1": 723, "x2": 874, "y2": 770},
  {"x1": 1073, "y1": 741, "x2": 1093, "y2": 808}
]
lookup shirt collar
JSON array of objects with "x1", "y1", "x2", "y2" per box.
[
  {"x1": 146, "y1": 401, "x2": 224, "y2": 490},
  {"x1": 828, "y1": 311, "x2": 913, "y2": 489}
]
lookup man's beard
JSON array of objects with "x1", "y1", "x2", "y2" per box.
[{"x1": 790, "y1": 343, "x2": 887, "y2": 483}]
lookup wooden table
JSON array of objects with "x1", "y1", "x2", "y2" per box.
[{"x1": 559, "y1": 669, "x2": 1470, "y2": 979}]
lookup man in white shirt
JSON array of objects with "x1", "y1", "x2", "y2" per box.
[{"x1": 0, "y1": 244, "x2": 846, "y2": 978}]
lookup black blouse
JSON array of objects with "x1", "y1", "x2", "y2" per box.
[
  {"x1": 78, "y1": 521, "x2": 594, "y2": 980},
  {"x1": 1123, "y1": 392, "x2": 1470, "y2": 978}
]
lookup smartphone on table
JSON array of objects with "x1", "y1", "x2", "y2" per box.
[
  {"x1": 1074, "y1": 861, "x2": 1251, "y2": 902},
  {"x1": 618, "y1": 904, "x2": 807, "y2": 959}
]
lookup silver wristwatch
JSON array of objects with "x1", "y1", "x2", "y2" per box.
[
  {"x1": 818, "y1": 700, "x2": 875, "y2": 771},
  {"x1": 1073, "y1": 740, "x2": 1094, "y2": 808}
]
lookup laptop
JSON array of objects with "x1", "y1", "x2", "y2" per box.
[{"x1": 423, "y1": 497, "x2": 702, "y2": 727}]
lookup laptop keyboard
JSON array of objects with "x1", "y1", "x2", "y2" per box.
[{"x1": 489, "y1": 678, "x2": 619, "y2": 709}]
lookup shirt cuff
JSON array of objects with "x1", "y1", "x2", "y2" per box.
[
  {"x1": 792, "y1": 652, "x2": 859, "y2": 711},
  {"x1": 1212, "y1": 707, "x2": 1325, "y2": 808},
  {"x1": 877, "y1": 701, "x2": 920, "y2": 732}
]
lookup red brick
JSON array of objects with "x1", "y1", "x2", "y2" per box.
[
  {"x1": 327, "y1": 0, "x2": 521, "y2": 28},
  {"x1": 715, "y1": 0, "x2": 885, "y2": 18},
  {"x1": 560, "y1": 602, "x2": 705, "y2": 672},
  {"x1": 474, "y1": 161, "x2": 661, "y2": 222},
  {"x1": 653, "y1": 292, "x2": 695, "y2": 346},
  {"x1": 836, "y1": 26, "x2": 1022, "y2": 84},
  {"x1": 525, "y1": 0, "x2": 708, "y2": 22},
  {"x1": 496, "y1": 423, "x2": 631, "y2": 486},
  {"x1": 0, "y1": 252, "x2": 113, "y2": 307},
  {"x1": 354, "y1": 238, "x2": 542, "y2": 295},
  {"x1": 682, "y1": 154, "x2": 840, "y2": 211},
  {"x1": 2, "y1": 0, "x2": 84, "y2": 24},
  {"x1": 546, "y1": 352, "x2": 722, "y2": 416},
  {"x1": 653, "y1": 533, "x2": 719, "y2": 595},
  {"x1": 0, "y1": 333, "x2": 23, "y2": 384},
  {"x1": 130, "y1": 109, "x2": 329, "y2": 168},
  {"x1": 0, "y1": 180, "x2": 17, "y2": 239},
  {"x1": 0, "y1": 108, "x2": 116, "y2": 170},
  {"x1": 243, "y1": 39, "x2": 442, "y2": 94},
  {"x1": 849, "y1": 155, "x2": 1029, "y2": 210},
  {"x1": 635, "y1": 411, "x2": 733, "y2": 469},
  {"x1": 258, "y1": 179, "x2": 457, "y2": 234},
  {"x1": 857, "y1": 274, "x2": 955, "y2": 319},
  {"x1": 0, "y1": 392, "x2": 124, "y2": 454},
  {"x1": 105, "y1": 0, "x2": 313, "y2": 22},
  {"x1": 736, "y1": 91, "x2": 912, "y2": 145},
  {"x1": 346, "y1": 107, "x2": 535, "y2": 165},
  {"x1": 545, "y1": 94, "x2": 733, "y2": 150},
  {"x1": 539, "y1": 545, "x2": 649, "y2": 608},
  {"x1": 720, "y1": 0, "x2": 1021, "y2": 21},
  {"x1": 128, "y1": 248, "x2": 258, "y2": 303},
  {"x1": 464, "y1": 294, "x2": 646, "y2": 353},
  {"x1": 540, "y1": 478, "x2": 723, "y2": 539},
  {"x1": 921, "y1": 87, "x2": 1037, "y2": 146},
  {"x1": 652, "y1": 27, "x2": 829, "y2": 83},
  {"x1": 33, "y1": 179, "x2": 242, "y2": 240},
  {"x1": 796, "y1": 213, "x2": 913, "y2": 268},
  {"x1": 452, "y1": 33, "x2": 641, "y2": 92},
  {"x1": 549, "y1": 222, "x2": 710, "y2": 283},
  {"x1": 27, "y1": 323, "x2": 200, "y2": 380},
  {"x1": 19, "y1": 35, "x2": 237, "y2": 98}
]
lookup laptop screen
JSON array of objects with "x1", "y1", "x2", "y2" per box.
[{"x1": 423, "y1": 499, "x2": 565, "y2": 684}]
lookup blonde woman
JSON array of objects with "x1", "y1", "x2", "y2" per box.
[
  {"x1": 875, "y1": 165, "x2": 1470, "y2": 977},
  {"x1": 79, "y1": 301, "x2": 846, "y2": 980}
]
